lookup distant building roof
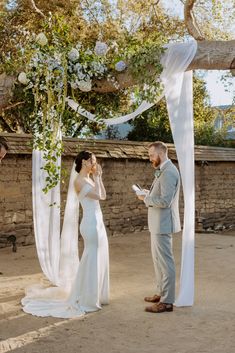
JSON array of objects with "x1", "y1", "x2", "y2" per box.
[{"x1": 1, "y1": 132, "x2": 235, "y2": 162}]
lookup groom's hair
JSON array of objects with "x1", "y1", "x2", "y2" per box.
[
  {"x1": 0, "y1": 137, "x2": 9, "y2": 151},
  {"x1": 148, "y1": 141, "x2": 167, "y2": 154},
  {"x1": 75, "y1": 150, "x2": 93, "y2": 173}
]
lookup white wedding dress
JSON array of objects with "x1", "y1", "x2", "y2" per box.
[{"x1": 22, "y1": 183, "x2": 109, "y2": 318}]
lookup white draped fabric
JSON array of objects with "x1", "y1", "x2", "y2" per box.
[
  {"x1": 66, "y1": 94, "x2": 164, "y2": 126},
  {"x1": 59, "y1": 160, "x2": 80, "y2": 288},
  {"x1": 32, "y1": 149, "x2": 80, "y2": 290},
  {"x1": 22, "y1": 150, "x2": 82, "y2": 315},
  {"x1": 24, "y1": 41, "x2": 197, "y2": 314},
  {"x1": 31, "y1": 149, "x2": 61, "y2": 286},
  {"x1": 161, "y1": 41, "x2": 197, "y2": 306}
]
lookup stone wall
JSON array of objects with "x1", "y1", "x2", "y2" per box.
[
  {"x1": 0, "y1": 133, "x2": 235, "y2": 248},
  {"x1": 195, "y1": 161, "x2": 235, "y2": 231},
  {"x1": 0, "y1": 154, "x2": 33, "y2": 248}
]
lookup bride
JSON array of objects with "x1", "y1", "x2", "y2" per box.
[{"x1": 22, "y1": 151, "x2": 109, "y2": 318}]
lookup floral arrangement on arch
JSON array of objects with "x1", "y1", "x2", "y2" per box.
[
  {"x1": 15, "y1": 30, "x2": 130, "y2": 191},
  {"x1": 4, "y1": 16, "x2": 163, "y2": 192}
]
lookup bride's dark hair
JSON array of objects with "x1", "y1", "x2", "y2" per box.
[{"x1": 75, "y1": 151, "x2": 93, "y2": 173}]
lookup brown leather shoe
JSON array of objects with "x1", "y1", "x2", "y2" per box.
[
  {"x1": 144, "y1": 294, "x2": 161, "y2": 303},
  {"x1": 145, "y1": 302, "x2": 173, "y2": 313}
]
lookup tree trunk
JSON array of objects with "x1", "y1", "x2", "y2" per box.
[
  {"x1": 0, "y1": 40, "x2": 234, "y2": 104},
  {"x1": 0, "y1": 73, "x2": 15, "y2": 111}
]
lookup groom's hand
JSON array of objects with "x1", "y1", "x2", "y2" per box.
[{"x1": 137, "y1": 188, "x2": 150, "y2": 201}]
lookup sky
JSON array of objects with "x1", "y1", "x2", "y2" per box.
[
  {"x1": 162, "y1": 0, "x2": 234, "y2": 107},
  {"x1": 205, "y1": 71, "x2": 234, "y2": 107}
]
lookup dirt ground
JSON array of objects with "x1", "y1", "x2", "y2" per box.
[{"x1": 0, "y1": 230, "x2": 235, "y2": 353}]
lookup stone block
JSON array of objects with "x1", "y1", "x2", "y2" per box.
[
  {"x1": 12, "y1": 212, "x2": 26, "y2": 223},
  {"x1": 15, "y1": 222, "x2": 33, "y2": 230},
  {"x1": 16, "y1": 236, "x2": 27, "y2": 244},
  {"x1": 23, "y1": 235, "x2": 35, "y2": 246},
  {"x1": 0, "y1": 223, "x2": 16, "y2": 232},
  {"x1": 26, "y1": 210, "x2": 33, "y2": 218},
  {"x1": 4, "y1": 217, "x2": 14, "y2": 225},
  {"x1": 16, "y1": 228, "x2": 31, "y2": 237}
]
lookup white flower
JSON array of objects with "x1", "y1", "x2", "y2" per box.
[
  {"x1": 74, "y1": 63, "x2": 83, "y2": 75},
  {"x1": 18, "y1": 72, "x2": 29, "y2": 85},
  {"x1": 143, "y1": 83, "x2": 150, "y2": 92},
  {"x1": 91, "y1": 61, "x2": 106, "y2": 75},
  {"x1": 110, "y1": 41, "x2": 119, "y2": 52},
  {"x1": 68, "y1": 48, "x2": 80, "y2": 62},
  {"x1": 36, "y1": 33, "x2": 48, "y2": 46},
  {"x1": 77, "y1": 80, "x2": 92, "y2": 92},
  {"x1": 77, "y1": 71, "x2": 85, "y2": 80},
  {"x1": 76, "y1": 42, "x2": 82, "y2": 50},
  {"x1": 85, "y1": 49, "x2": 93, "y2": 55},
  {"x1": 115, "y1": 61, "x2": 126, "y2": 72},
  {"x1": 94, "y1": 41, "x2": 108, "y2": 56},
  {"x1": 70, "y1": 81, "x2": 78, "y2": 89}
]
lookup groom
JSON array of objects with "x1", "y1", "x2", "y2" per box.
[{"x1": 138, "y1": 141, "x2": 181, "y2": 313}]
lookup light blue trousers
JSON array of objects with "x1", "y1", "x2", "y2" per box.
[{"x1": 150, "y1": 233, "x2": 175, "y2": 304}]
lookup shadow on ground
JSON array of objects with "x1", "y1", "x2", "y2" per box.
[{"x1": 0, "y1": 231, "x2": 235, "y2": 353}]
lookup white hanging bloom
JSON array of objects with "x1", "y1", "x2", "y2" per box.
[
  {"x1": 77, "y1": 80, "x2": 92, "y2": 92},
  {"x1": 74, "y1": 63, "x2": 82, "y2": 72},
  {"x1": 18, "y1": 72, "x2": 29, "y2": 85},
  {"x1": 94, "y1": 41, "x2": 108, "y2": 56},
  {"x1": 115, "y1": 61, "x2": 126, "y2": 72},
  {"x1": 70, "y1": 82, "x2": 78, "y2": 89},
  {"x1": 68, "y1": 48, "x2": 80, "y2": 62},
  {"x1": 36, "y1": 33, "x2": 48, "y2": 46}
]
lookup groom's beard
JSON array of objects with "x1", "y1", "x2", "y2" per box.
[{"x1": 152, "y1": 156, "x2": 161, "y2": 168}]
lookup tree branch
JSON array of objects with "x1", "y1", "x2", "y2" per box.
[
  {"x1": 1, "y1": 101, "x2": 25, "y2": 111},
  {"x1": 188, "y1": 40, "x2": 235, "y2": 70},
  {"x1": 184, "y1": 0, "x2": 204, "y2": 40},
  {"x1": 0, "y1": 40, "x2": 234, "y2": 98},
  {"x1": 29, "y1": 0, "x2": 46, "y2": 18},
  {"x1": 92, "y1": 40, "x2": 235, "y2": 92},
  {"x1": 0, "y1": 116, "x2": 15, "y2": 133},
  {"x1": 151, "y1": 1, "x2": 161, "y2": 18}
]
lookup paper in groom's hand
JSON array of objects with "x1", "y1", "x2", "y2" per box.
[{"x1": 132, "y1": 184, "x2": 147, "y2": 196}]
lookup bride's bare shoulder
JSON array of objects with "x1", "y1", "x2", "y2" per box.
[
  {"x1": 74, "y1": 177, "x2": 94, "y2": 193},
  {"x1": 74, "y1": 176, "x2": 85, "y2": 193}
]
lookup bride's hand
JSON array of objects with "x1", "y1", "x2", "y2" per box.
[{"x1": 92, "y1": 163, "x2": 102, "y2": 177}]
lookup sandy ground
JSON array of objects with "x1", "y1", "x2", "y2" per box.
[{"x1": 0, "y1": 231, "x2": 235, "y2": 353}]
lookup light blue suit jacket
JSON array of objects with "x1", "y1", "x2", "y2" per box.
[{"x1": 144, "y1": 160, "x2": 181, "y2": 235}]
